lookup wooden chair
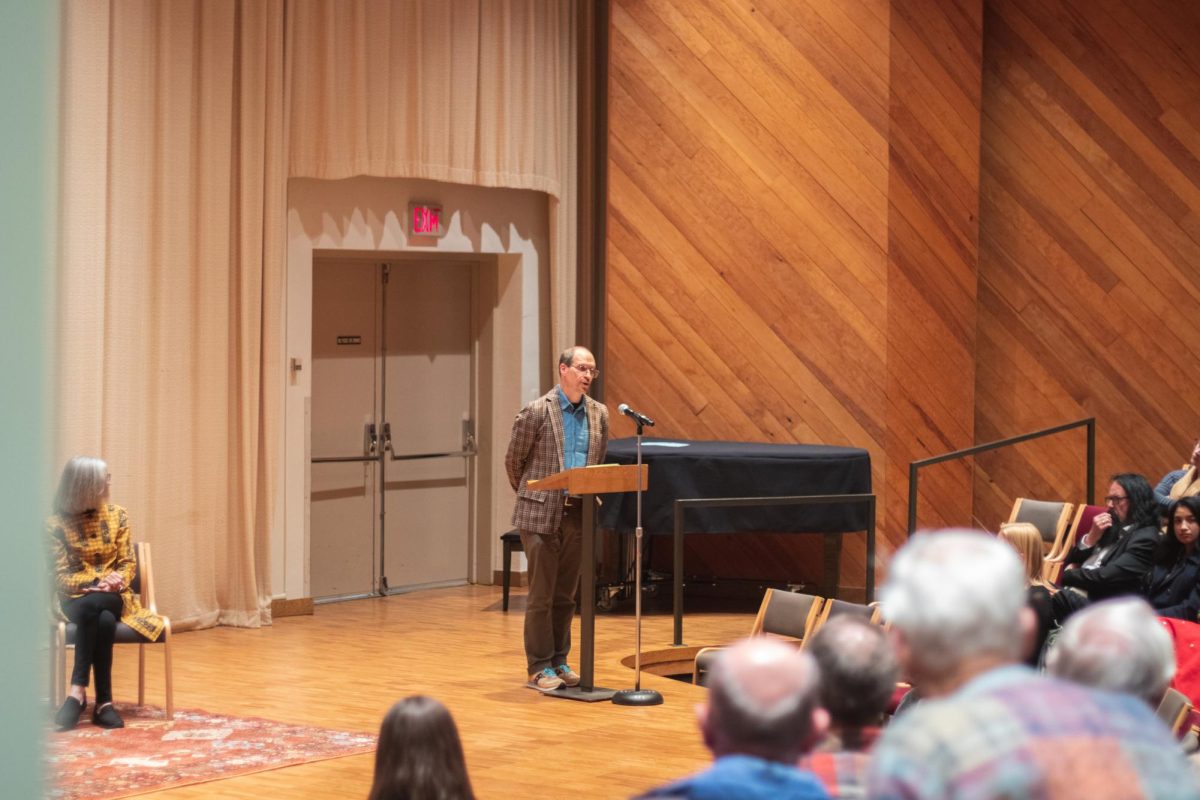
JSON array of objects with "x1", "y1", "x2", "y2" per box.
[
  {"x1": 1157, "y1": 687, "x2": 1193, "y2": 738},
  {"x1": 1043, "y1": 504, "x2": 1104, "y2": 585},
  {"x1": 51, "y1": 542, "x2": 174, "y2": 719},
  {"x1": 1008, "y1": 498, "x2": 1075, "y2": 559},
  {"x1": 692, "y1": 589, "x2": 825, "y2": 685},
  {"x1": 813, "y1": 598, "x2": 882, "y2": 631}
]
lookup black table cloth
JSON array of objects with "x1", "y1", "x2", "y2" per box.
[{"x1": 599, "y1": 437, "x2": 872, "y2": 535}]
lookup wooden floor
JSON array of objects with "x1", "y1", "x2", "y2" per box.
[{"x1": 100, "y1": 585, "x2": 754, "y2": 799}]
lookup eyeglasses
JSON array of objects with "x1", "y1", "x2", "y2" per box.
[
  {"x1": 1104, "y1": 494, "x2": 1128, "y2": 503},
  {"x1": 570, "y1": 364, "x2": 599, "y2": 378}
]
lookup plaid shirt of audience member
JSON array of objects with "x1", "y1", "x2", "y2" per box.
[
  {"x1": 867, "y1": 665, "x2": 1199, "y2": 800},
  {"x1": 799, "y1": 726, "x2": 880, "y2": 800}
]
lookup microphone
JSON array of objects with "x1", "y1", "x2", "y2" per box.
[{"x1": 618, "y1": 403, "x2": 656, "y2": 427}]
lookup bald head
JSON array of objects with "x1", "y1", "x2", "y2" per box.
[{"x1": 701, "y1": 637, "x2": 825, "y2": 763}]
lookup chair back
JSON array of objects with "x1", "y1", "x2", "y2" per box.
[
  {"x1": 1044, "y1": 504, "x2": 1106, "y2": 584},
  {"x1": 815, "y1": 598, "x2": 882, "y2": 631},
  {"x1": 751, "y1": 589, "x2": 825, "y2": 644},
  {"x1": 1157, "y1": 687, "x2": 1193, "y2": 737},
  {"x1": 1009, "y1": 498, "x2": 1074, "y2": 555}
]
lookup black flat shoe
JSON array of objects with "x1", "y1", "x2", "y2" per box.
[
  {"x1": 55, "y1": 697, "x2": 84, "y2": 731},
  {"x1": 92, "y1": 703, "x2": 124, "y2": 729}
]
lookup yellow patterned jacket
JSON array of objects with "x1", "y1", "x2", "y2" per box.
[{"x1": 47, "y1": 503, "x2": 165, "y2": 641}]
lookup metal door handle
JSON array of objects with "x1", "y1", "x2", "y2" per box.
[{"x1": 386, "y1": 417, "x2": 477, "y2": 461}]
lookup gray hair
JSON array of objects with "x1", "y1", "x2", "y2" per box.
[
  {"x1": 558, "y1": 346, "x2": 582, "y2": 368},
  {"x1": 53, "y1": 456, "x2": 109, "y2": 515},
  {"x1": 1046, "y1": 597, "x2": 1175, "y2": 706},
  {"x1": 881, "y1": 530, "x2": 1026, "y2": 679},
  {"x1": 808, "y1": 615, "x2": 898, "y2": 728},
  {"x1": 705, "y1": 637, "x2": 822, "y2": 763}
]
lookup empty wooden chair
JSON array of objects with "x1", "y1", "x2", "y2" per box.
[
  {"x1": 813, "y1": 598, "x2": 883, "y2": 632},
  {"x1": 692, "y1": 589, "x2": 825, "y2": 685}
]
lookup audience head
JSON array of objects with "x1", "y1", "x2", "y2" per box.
[
  {"x1": 1161, "y1": 501, "x2": 1200, "y2": 563},
  {"x1": 807, "y1": 615, "x2": 897, "y2": 731},
  {"x1": 881, "y1": 530, "x2": 1029, "y2": 693},
  {"x1": 368, "y1": 695, "x2": 475, "y2": 800},
  {"x1": 700, "y1": 636, "x2": 826, "y2": 764},
  {"x1": 1108, "y1": 473, "x2": 1157, "y2": 529},
  {"x1": 998, "y1": 522, "x2": 1048, "y2": 588},
  {"x1": 1046, "y1": 597, "x2": 1175, "y2": 707},
  {"x1": 53, "y1": 456, "x2": 110, "y2": 515}
]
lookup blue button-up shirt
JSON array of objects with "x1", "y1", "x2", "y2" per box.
[{"x1": 557, "y1": 386, "x2": 590, "y2": 474}]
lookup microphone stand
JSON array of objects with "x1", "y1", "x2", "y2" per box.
[{"x1": 612, "y1": 419, "x2": 663, "y2": 706}]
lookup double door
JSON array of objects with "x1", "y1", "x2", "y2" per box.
[{"x1": 310, "y1": 258, "x2": 475, "y2": 600}]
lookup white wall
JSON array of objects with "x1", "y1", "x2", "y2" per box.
[{"x1": 278, "y1": 176, "x2": 550, "y2": 599}]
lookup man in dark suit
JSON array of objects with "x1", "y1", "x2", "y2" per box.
[
  {"x1": 505, "y1": 346, "x2": 609, "y2": 691},
  {"x1": 1052, "y1": 472, "x2": 1160, "y2": 624}
]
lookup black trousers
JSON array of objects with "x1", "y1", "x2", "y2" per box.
[{"x1": 61, "y1": 592, "x2": 123, "y2": 705}]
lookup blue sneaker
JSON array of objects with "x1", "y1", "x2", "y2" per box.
[
  {"x1": 528, "y1": 667, "x2": 564, "y2": 692},
  {"x1": 556, "y1": 664, "x2": 581, "y2": 687}
]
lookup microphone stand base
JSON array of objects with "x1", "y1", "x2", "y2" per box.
[{"x1": 611, "y1": 688, "x2": 664, "y2": 706}]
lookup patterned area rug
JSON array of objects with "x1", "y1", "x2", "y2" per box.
[{"x1": 46, "y1": 703, "x2": 376, "y2": 800}]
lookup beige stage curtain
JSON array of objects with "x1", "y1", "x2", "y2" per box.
[
  {"x1": 287, "y1": 0, "x2": 577, "y2": 348},
  {"x1": 57, "y1": 0, "x2": 285, "y2": 630},
  {"x1": 57, "y1": 1, "x2": 574, "y2": 629}
]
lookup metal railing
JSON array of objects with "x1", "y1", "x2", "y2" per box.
[{"x1": 907, "y1": 417, "x2": 1095, "y2": 537}]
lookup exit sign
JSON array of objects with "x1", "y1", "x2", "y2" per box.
[{"x1": 408, "y1": 202, "x2": 445, "y2": 238}]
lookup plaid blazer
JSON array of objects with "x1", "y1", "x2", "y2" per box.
[{"x1": 505, "y1": 387, "x2": 609, "y2": 535}]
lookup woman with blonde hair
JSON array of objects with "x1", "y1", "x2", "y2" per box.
[
  {"x1": 48, "y1": 457, "x2": 164, "y2": 731},
  {"x1": 998, "y1": 522, "x2": 1054, "y2": 666}
]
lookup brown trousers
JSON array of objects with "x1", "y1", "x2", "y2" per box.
[{"x1": 519, "y1": 502, "x2": 582, "y2": 675}]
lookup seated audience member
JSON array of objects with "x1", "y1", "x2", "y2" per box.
[
  {"x1": 1155, "y1": 440, "x2": 1200, "y2": 515},
  {"x1": 637, "y1": 637, "x2": 830, "y2": 800},
  {"x1": 868, "y1": 530, "x2": 1196, "y2": 799},
  {"x1": 998, "y1": 521, "x2": 1056, "y2": 665},
  {"x1": 1046, "y1": 597, "x2": 1175, "y2": 707},
  {"x1": 1052, "y1": 473, "x2": 1159, "y2": 623},
  {"x1": 1143, "y1": 497, "x2": 1200, "y2": 621},
  {"x1": 799, "y1": 616, "x2": 898, "y2": 799},
  {"x1": 368, "y1": 695, "x2": 475, "y2": 800},
  {"x1": 48, "y1": 456, "x2": 165, "y2": 731}
]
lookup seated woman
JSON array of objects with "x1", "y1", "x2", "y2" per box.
[
  {"x1": 998, "y1": 522, "x2": 1055, "y2": 666},
  {"x1": 368, "y1": 695, "x2": 475, "y2": 800},
  {"x1": 1154, "y1": 439, "x2": 1200, "y2": 515},
  {"x1": 48, "y1": 457, "x2": 164, "y2": 731},
  {"x1": 1142, "y1": 496, "x2": 1200, "y2": 620}
]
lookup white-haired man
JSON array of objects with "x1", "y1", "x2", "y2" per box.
[
  {"x1": 637, "y1": 637, "x2": 831, "y2": 799},
  {"x1": 1047, "y1": 597, "x2": 1176, "y2": 707},
  {"x1": 868, "y1": 530, "x2": 1197, "y2": 799}
]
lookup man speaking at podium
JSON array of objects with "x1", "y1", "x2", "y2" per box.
[{"x1": 506, "y1": 346, "x2": 610, "y2": 692}]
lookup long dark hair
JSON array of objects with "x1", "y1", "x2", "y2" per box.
[
  {"x1": 367, "y1": 696, "x2": 475, "y2": 800},
  {"x1": 1155, "y1": 496, "x2": 1200, "y2": 567},
  {"x1": 1112, "y1": 473, "x2": 1158, "y2": 531}
]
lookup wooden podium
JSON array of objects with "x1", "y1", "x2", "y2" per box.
[{"x1": 527, "y1": 463, "x2": 648, "y2": 701}]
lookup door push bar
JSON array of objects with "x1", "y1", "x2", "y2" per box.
[
  {"x1": 313, "y1": 420, "x2": 478, "y2": 464},
  {"x1": 383, "y1": 419, "x2": 478, "y2": 461}
]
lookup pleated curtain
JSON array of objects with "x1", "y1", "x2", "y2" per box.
[{"x1": 57, "y1": 0, "x2": 573, "y2": 629}]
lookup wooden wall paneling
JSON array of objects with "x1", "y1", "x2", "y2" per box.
[
  {"x1": 977, "y1": 0, "x2": 1200, "y2": 531},
  {"x1": 885, "y1": 0, "x2": 984, "y2": 540},
  {"x1": 607, "y1": 0, "x2": 889, "y2": 592}
]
